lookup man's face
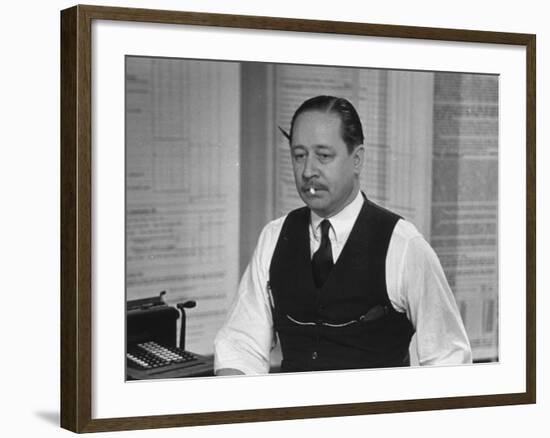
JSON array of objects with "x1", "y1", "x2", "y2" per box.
[{"x1": 290, "y1": 111, "x2": 364, "y2": 218}]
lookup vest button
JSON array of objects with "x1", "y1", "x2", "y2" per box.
[{"x1": 312, "y1": 351, "x2": 318, "y2": 360}]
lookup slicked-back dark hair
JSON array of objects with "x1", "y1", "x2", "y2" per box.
[{"x1": 284, "y1": 95, "x2": 365, "y2": 154}]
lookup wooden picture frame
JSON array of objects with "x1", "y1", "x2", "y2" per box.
[{"x1": 60, "y1": 4, "x2": 536, "y2": 433}]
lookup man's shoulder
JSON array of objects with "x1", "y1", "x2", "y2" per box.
[
  {"x1": 390, "y1": 218, "x2": 438, "y2": 263},
  {"x1": 258, "y1": 214, "x2": 290, "y2": 245},
  {"x1": 262, "y1": 214, "x2": 288, "y2": 234},
  {"x1": 391, "y1": 218, "x2": 423, "y2": 245},
  {"x1": 257, "y1": 206, "x2": 311, "y2": 252}
]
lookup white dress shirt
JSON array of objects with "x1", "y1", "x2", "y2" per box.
[{"x1": 214, "y1": 191, "x2": 472, "y2": 374}]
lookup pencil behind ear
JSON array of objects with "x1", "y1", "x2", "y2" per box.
[{"x1": 278, "y1": 126, "x2": 290, "y2": 141}]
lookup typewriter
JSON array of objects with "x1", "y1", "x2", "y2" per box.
[{"x1": 126, "y1": 292, "x2": 214, "y2": 380}]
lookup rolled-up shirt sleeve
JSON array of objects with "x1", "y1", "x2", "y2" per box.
[
  {"x1": 214, "y1": 220, "x2": 281, "y2": 375},
  {"x1": 390, "y1": 223, "x2": 472, "y2": 365}
]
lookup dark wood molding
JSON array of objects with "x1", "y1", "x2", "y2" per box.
[
  {"x1": 61, "y1": 4, "x2": 93, "y2": 432},
  {"x1": 525, "y1": 33, "x2": 536, "y2": 404},
  {"x1": 78, "y1": 4, "x2": 534, "y2": 44},
  {"x1": 60, "y1": 5, "x2": 78, "y2": 432}
]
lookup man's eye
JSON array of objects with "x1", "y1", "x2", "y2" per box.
[
  {"x1": 318, "y1": 153, "x2": 332, "y2": 161},
  {"x1": 293, "y1": 153, "x2": 306, "y2": 161}
]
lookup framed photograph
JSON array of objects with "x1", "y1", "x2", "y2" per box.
[{"x1": 60, "y1": 4, "x2": 536, "y2": 433}]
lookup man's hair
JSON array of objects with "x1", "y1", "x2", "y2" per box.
[{"x1": 282, "y1": 95, "x2": 364, "y2": 154}]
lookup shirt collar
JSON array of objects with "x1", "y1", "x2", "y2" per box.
[{"x1": 310, "y1": 190, "x2": 365, "y2": 242}]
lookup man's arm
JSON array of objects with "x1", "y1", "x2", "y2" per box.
[
  {"x1": 389, "y1": 221, "x2": 472, "y2": 365},
  {"x1": 213, "y1": 220, "x2": 282, "y2": 375}
]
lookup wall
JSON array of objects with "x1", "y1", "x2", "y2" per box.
[{"x1": 0, "y1": 0, "x2": 546, "y2": 437}]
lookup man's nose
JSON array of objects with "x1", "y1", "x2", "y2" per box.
[{"x1": 302, "y1": 156, "x2": 318, "y2": 179}]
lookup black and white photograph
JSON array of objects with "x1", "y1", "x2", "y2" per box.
[{"x1": 125, "y1": 57, "x2": 499, "y2": 380}]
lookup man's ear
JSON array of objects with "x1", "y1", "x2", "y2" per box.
[{"x1": 353, "y1": 145, "x2": 365, "y2": 173}]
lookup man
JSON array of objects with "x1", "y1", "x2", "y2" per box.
[{"x1": 214, "y1": 95, "x2": 471, "y2": 375}]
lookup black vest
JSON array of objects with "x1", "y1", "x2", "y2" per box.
[{"x1": 269, "y1": 196, "x2": 415, "y2": 372}]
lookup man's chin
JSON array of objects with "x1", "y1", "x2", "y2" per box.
[{"x1": 301, "y1": 197, "x2": 330, "y2": 216}]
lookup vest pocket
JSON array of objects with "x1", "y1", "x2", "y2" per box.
[{"x1": 357, "y1": 304, "x2": 390, "y2": 323}]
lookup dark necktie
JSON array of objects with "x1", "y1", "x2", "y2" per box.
[{"x1": 312, "y1": 219, "x2": 334, "y2": 288}]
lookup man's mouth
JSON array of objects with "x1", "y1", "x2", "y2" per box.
[{"x1": 303, "y1": 186, "x2": 325, "y2": 195}]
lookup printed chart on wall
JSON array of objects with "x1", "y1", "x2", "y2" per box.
[
  {"x1": 431, "y1": 73, "x2": 499, "y2": 361},
  {"x1": 125, "y1": 57, "x2": 240, "y2": 354}
]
